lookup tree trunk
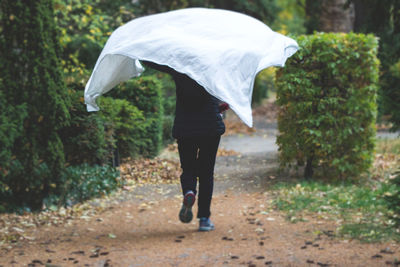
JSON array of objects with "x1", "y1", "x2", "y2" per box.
[{"x1": 320, "y1": 0, "x2": 355, "y2": 32}]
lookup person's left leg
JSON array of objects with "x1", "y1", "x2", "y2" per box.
[
  {"x1": 196, "y1": 135, "x2": 221, "y2": 219},
  {"x1": 177, "y1": 138, "x2": 199, "y2": 196}
]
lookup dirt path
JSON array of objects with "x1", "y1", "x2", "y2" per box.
[{"x1": 1, "y1": 112, "x2": 399, "y2": 267}]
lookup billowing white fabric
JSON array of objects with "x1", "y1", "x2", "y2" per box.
[{"x1": 84, "y1": 8, "x2": 298, "y2": 127}]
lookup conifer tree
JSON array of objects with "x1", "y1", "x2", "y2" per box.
[{"x1": 0, "y1": 0, "x2": 70, "y2": 209}]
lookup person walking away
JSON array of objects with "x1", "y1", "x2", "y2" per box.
[{"x1": 142, "y1": 61, "x2": 228, "y2": 231}]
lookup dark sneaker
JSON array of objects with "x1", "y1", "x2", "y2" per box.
[
  {"x1": 199, "y1": 217, "x2": 215, "y2": 231},
  {"x1": 179, "y1": 191, "x2": 195, "y2": 223}
]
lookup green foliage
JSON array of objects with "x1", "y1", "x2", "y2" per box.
[
  {"x1": 54, "y1": 0, "x2": 136, "y2": 69},
  {"x1": 0, "y1": 0, "x2": 70, "y2": 209},
  {"x1": 44, "y1": 164, "x2": 121, "y2": 208},
  {"x1": 60, "y1": 90, "x2": 112, "y2": 165},
  {"x1": 350, "y1": 0, "x2": 400, "y2": 130},
  {"x1": 141, "y1": 67, "x2": 176, "y2": 144},
  {"x1": 273, "y1": 0, "x2": 306, "y2": 34},
  {"x1": 53, "y1": 1, "x2": 167, "y2": 161},
  {"x1": 110, "y1": 76, "x2": 164, "y2": 157},
  {"x1": 252, "y1": 68, "x2": 275, "y2": 106},
  {"x1": 304, "y1": 0, "x2": 322, "y2": 33},
  {"x1": 276, "y1": 33, "x2": 380, "y2": 179},
  {"x1": 382, "y1": 54, "x2": 400, "y2": 130},
  {"x1": 98, "y1": 97, "x2": 147, "y2": 158},
  {"x1": 0, "y1": 90, "x2": 27, "y2": 176},
  {"x1": 162, "y1": 115, "x2": 175, "y2": 145},
  {"x1": 385, "y1": 171, "x2": 400, "y2": 228},
  {"x1": 134, "y1": 0, "x2": 189, "y2": 14},
  {"x1": 135, "y1": 0, "x2": 280, "y2": 25},
  {"x1": 205, "y1": 0, "x2": 280, "y2": 25}
]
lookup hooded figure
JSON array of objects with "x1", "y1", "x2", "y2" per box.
[{"x1": 142, "y1": 61, "x2": 228, "y2": 231}]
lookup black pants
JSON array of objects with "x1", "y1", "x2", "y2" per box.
[{"x1": 177, "y1": 135, "x2": 221, "y2": 218}]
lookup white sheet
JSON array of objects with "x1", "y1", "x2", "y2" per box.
[{"x1": 84, "y1": 8, "x2": 298, "y2": 127}]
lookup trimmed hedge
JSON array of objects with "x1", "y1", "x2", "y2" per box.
[
  {"x1": 276, "y1": 33, "x2": 380, "y2": 179},
  {"x1": 111, "y1": 75, "x2": 164, "y2": 157}
]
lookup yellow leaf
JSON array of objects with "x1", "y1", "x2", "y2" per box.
[{"x1": 85, "y1": 5, "x2": 93, "y2": 15}]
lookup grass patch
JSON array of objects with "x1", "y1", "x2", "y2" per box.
[
  {"x1": 271, "y1": 179, "x2": 399, "y2": 242},
  {"x1": 376, "y1": 138, "x2": 400, "y2": 155},
  {"x1": 271, "y1": 138, "x2": 400, "y2": 242},
  {"x1": 339, "y1": 223, "x2": 399, "y2": 243}
]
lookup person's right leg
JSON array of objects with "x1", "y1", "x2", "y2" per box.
[{"x1": 177, "y1": 138, "x2": 199, "y2": 223}]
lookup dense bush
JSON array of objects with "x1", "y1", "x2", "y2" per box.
[
  {"x1": 60, "y1": 90, "x2": 112, "y2": 165},
  {"x1": 44, "y1": 164, "x2": 121, "y2": 208},
  {"x1": 0, "y1": 0, "x2": 71, "y2": 209},
  {"x1": 141, "y1": 66, "x2": 177, "y2": 144},
  {"x1": 276, "y1": 33, "x2": 380, "y2": 179},
  {"x1": 0, "y1": 91, "x2": 27, "y2": 177},
  {"x1": 385, "y1": 170, "x2": 400, "y2": 228},
  {"x1": 111, "y1": 76, "x2": 164, "y2": 157},
  {"x1": 97, "y1": 97, "x2": 147, "y2": 158}
]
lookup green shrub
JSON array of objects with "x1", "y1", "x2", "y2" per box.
[
  {"x1": 276, "y1": 33, "x2": 380, "y2": 179},
  {"x1": 252, "y1": 68, "x2": 275, "y2": 105},
  {"x1": 44, "y1": 164, "x2": 121, "y2": 207},
  {"x1": 98, "y1": 97, "x2": 147, "y2": 158},
  {"x1": 162, "y1": 115, "x2": 175, "y2": 145},
  {"x1": 111, "y1": 76, "x2": 164, "y2": 157},
  {"x1": 154, "y1": 72, "x2": 176, "y2": 144},
  {"x1": 0, "y1": 0, "x2": 71, "y2": 209},
  {"x1": 60, "y1": 90, "x2": 112, "y2": 165},
  {"x1": 385, "y1": 170, "x2": 400, "y2": 228},
  {"x1": 54, "y1": 0, "x2": 136, "y2": 70},
  {"x1": 140, "y1": 66, "x2": 176, "y2": 145},
  {"x1": 0, "y1": 91, "x2": 27, "y2": 177},
  {"x1": 383, "y1": 59, "x2": 400, "y2": 130},
  {"x1": 157, "y1": 73, "x2": 176, "y2": 116}
]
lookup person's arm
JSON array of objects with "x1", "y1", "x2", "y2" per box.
[{"x1": 218, "y1": 101, "x2": 229, "y2": 113}]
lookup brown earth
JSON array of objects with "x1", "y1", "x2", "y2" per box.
[
  {"x1": 1, "y1": 189, "x2": 399, "y2": 267},
  {"x1": 1, "y1": 101, "x2": 399, "y2": 267}
]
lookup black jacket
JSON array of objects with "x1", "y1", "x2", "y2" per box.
[{"x1": 142, "y1": 61, "x2": 225, "y2": 139}]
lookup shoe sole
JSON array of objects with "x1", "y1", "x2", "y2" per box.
[
  {"x1": 198, "y1": 225, "x2": 215, "y2": 232},
  {"x1": 179, "y1": 193, "x2": 195, "y2": 223}
]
